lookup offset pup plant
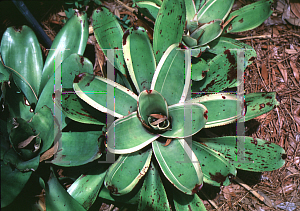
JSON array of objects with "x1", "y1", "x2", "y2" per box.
[{"x1": 56, "y1": 0, "x2": 285, "y2": 210}]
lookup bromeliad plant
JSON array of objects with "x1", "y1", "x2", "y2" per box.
[
  {"x1": 57, "y1": 1, "x2": 286, "y2": 210},
  {"x1": 0, "y1": 11, "x2": 104, "y2": 209}
]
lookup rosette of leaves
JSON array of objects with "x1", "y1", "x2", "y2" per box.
[
  {"x1": 0, "y1": 11, "x2": 102, "y2": 209},
  {"x1": 55, "y1": 2, "x2": 286, "y2": 210}
]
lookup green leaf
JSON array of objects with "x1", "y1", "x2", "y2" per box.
[
  {"x1": 190, "y1": 19, "x2": 223, "y2": 46},
  {"x1": 29, "y1": 106, "x2": 55, "y2": 154},
  {"x1": 162, "y1": 103, "x2": 207, "y2": 138},
  {"x1": 192, "y1": 50, "x2": 239, "y2": 92},
  {"x1": 197, "y1": 0, "x2": 234, "y2": 23},
  {"x1": 187, "y1": 93, "x2": 238, "y2": 128},
  {"x1": 62, "y1": 93, "x2": 106, "y2": 125},
  {"x1": 136, "y1": 2, "x2": 160, "y2": 21},
  {"x1": 45, "y1": 169, "x2": 86, "y2": 211},
  {"x1": 153, "y1": 0, "x2": 186, "y2": 63},
  {"x1": 192, "y1": 141, "x2": 236, "y2": 186},
  {"x1": 61, "y1": 54, "x2": 94, "y2": 89},
  {"x1": 68, "y1": 167, "x2": 107, "y2": 210},
  {"x1": 185, "y1": 0, "x2": 197, "y2": 31},
  {"x1": 123, "y1": 27, "x2": 156, "y2": 93},
  {"x1": 224, "y1": 0, "x2": 273, "y2": 33},
  {"x1": 191, "y1": 58, "x2": 209, "y2": 81},
  {"x1": 105, "y1": 148, "x2": 152, "y2": 195},
  {"x1": 99, "y1": 185, "x2": 141, "y2": 204},
  {"x1": 107, "y1": 112, "x2": 159, "y2": 154},
  {"x1": 40, "y1": 11, "x2": 89, "y2": 94},
  {"x1": 73, "y1": 73, "x2": 138, "y2": 118},
  {"x1": 137, "y1": 161, "x2": 170, "y2": 211},
  {"x1": 0, "y1": 25, "x2": 42, "y2": 104},
  {"x1": 52, "y1": 131, "x2": 102, "y2": 167},
  {"x1": 0, "y1": 60, "x2": 10, "y2": 83},
  {"x1": 92, "y1": 7, "x2": 127, "y2": 75},
  {"x1": 133, "y1": 0, "x2": 162, "y2": 6},
  {"x1": 173, "y1": 188, "x2": 207, "y2": 211},
  {"x1": 1, "y1": 161, "x2": 32, "y2": 208},
  {"x1": 199, "y1": 136, "x2": 286, "y2": 172},
  {"x1": 182, "y1": 35, "x2": 198, "y2": 47},
  {"x1": 151, "y1": 44, "x2": 190, "y2": 105},
  {"x1": 245, "y1": 92, "x2": 280, "y2": 122},
  {"x1": 152, "y1": 138, "x2": 203, "y2": 195},
  {"x1": 207, "y1": 37, "x2": 256, "y2": 65}
]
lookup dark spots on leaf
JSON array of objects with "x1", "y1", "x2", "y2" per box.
[
  {"x1": 222, "y1": 96, "x2": 226, "y2": 99},
  {"x1": 74, "y1": 73, "x2": 86, "y2": 83},
  {"x1": 201, "y1": 70, "x2": 207, "y2": 78},
  {"x1": 224, "y1": 50, "x2": 235, "y2": 65},
  {"x1": 266, "y1": 96, "x2": 272, "y2": 99},
  {"x1": 85, "y1": 75, "x2": 95, "y2": 87},
  {"x1": 178, "y1": 174, "x2": 183, "y2": 177},
  {"x1": 266, "y1": 102, "x2": 273, "y2": 107},
  {"x1": 146, "y1": 90, "x2": 152, "y2": 94},
  {"x1": 179, "y1": 43, "x2": 188, "y2": 49},
  {"x1": 204, "y1": 110, "x2": 208, "y2": 120},
  {"x1": 80, "y1": 56, "x2": 84, "y2": 67},
  {"x1": 192, "y1": 183, "x2": 203, "y2": 194},
  {"x1": 251, "y1": 138, "x2": 257, "y2": 146},
  {"x1": 107, "y1": 185, "x2": 119, "y2": 194},
  {"x1": 159, "y1": 29, "x2": 162, "y2": 34},
  {"x1": 259, "y1": 103, "x2": 265, "y2": 109},
  {"x1": 64, "y1": 95, "x2": 71, "y2": 101},
  {"x1": 238, "y1": 18, "x2": 243, "y2": 23},
  {"x1": 249, "y1": 57, "x2": 255, "y2": 61},
  {"x1": 245, "y1": 151, "x2": 253, "y2": 155},
  {"x1": 209, "y1": 172, "x2": 228, "y2": 186}
]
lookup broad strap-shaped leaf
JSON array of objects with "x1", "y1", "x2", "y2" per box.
[
  {"x1": 123, "y1": 27, "x2": 156, "y2": 93},
  {"x1": 40, "y1": 11, "x2": 89, "y2": 94},
  {"x1": 245, "y1": 92, "x2": 280, "y2": 122},
  {"x1": 62, "y1": 93, "x2": 106, "y2": 125},
  {"x1": 133, "y1": 0, "x2": 162, "y2": 6},
  {"x1": 136, "y1": 1, "x2": 160, "y2": 21},
  {"x1": 67, "y1": 167, "x2": 107, "y2": 210},
  {"x1": 92, "y1": 7, "x2": 126, "y2": 75},
  {"x1": 73, "y1": 73, "x2": 138, "y2": 118},
  {"x1": 207, "y1": 37, "x2": 256, "y2": 65},
  {"x1": 138, "y1": 161, "x2": 170, "y2": 211},
  {"x1": 187, "y1": 93, "x2": 239, "y2": 128},
  {"x1": 107, "y1": 112, "x2": 159, "y2": 154},
  {"x1": 104, "y1": 148, "x2": 152, "y2": 195},
  {"x1": 152, "y1": 138, "x2": 203, "y2": 195},
  {"x1": 0, "y1": 25, "x2": 43, "y2": 104},
  {"x1": 192, "y1": 141, "x2": 236, "y2": 186},
  {"x1": 153, "y1": 0, "x2": 186, "y2": 63},
  {"x1": 45, "y1": 169, "x2": 86, "y2": 211},
  {"x1": 191, "y1": 58, "x2": 209, "y2": 81},
  {"x1": 224, "y1": 0, "x2": 273, "y2": 33},
  {"x1": 99, "y1": 185, "x2": 141, "y2": 204},
  {"x1": 190, "y1": 19, "x2": 223, "y2": 46},
  {"x1": 61, "y1": 54, "x2": 94, "y2": 89},
  {"x1": 197, "y1": 0, "x2": 234, "y2": 23},
  {"x1": 192, "y1": 50, "x2": 239, "y2": 92},
  {"x1": 52, "y1": 131, "x2": 102, "y2": 167},
  {"x1": 151, "y1": 44, "x2": 191, "y2": 105},
  {"x1": 198, "y1": 136, "x2": 286, "y2": 172},
  {"x1": 161, "y1": 103, "x2": 207, "y2": 138},
  {"x1": 173, "y1": 187, "x2": 207, "y2": 211},
  {"x1": 29, "y1": 106, "x2": 55, "y2": 154},
  {"x1": 1, "y1": 161, "x2": 33, "y2": 208}
]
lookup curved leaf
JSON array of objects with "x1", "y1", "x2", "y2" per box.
[
  {"x1": 173, "y1": 188, "x2": 206, "y2": 211},
  {"x1": 105, "y1": 148, "x2": 152, "y2": 195},
  {"x1": 153, "y1": 0, "x2": 186, "y2": 63},
  {"x1": 151, "y1": 44, "x2": 190, "y2": 105},
  {"x1": 187, "y1": 93, "x2": 238, "y2": 128},
  {"x1": 40, "y1": 11, "x2": 89, "y2": 94},
  {"x1": 99, "y1": 185, "x2": 141, "y2": 204},
  {"x1": 136, "y1": 1, "x2": 160, "y2": 21},
  {"x1": 245, "y1": 92, "x2": 280, "y2": 122},
  {"x1": 107, "y1": 112, "x2": 159, "y2": 154},
  {"x1": 92, "y1": 7, "x2": 126, "y2": 75},
  {"x1": 138, "y1": 161, "x2": 170, "y2": 210},
  {"x1": 185, "y1": 0, "x2": 197, "y2": 31},
  {"x1": 62, "y1": 93, "x2": 106, "y2": 125},
  {"x1": 152, "y1": 138, "x2": 203, "y2": 195},
  {"x1": 68, "y1": 167, "x2": 107, "y2": 210},
  {"x1": 224, "y1": 0, "x2": 273, "y2": 33},
  {"x1": 1, "y1": 161, "x2": 32, "y2": 208},
  {"x1": 123, "y1": 27, "x2": 156, "y2": 93},
  {"x1": 197, "y1": 0, "x2": 234, "y2": 23},
  {"x1": 45, "y1": 169, "x2": 86, "y2": 211},
  {"x1": 199, "y1": 136, "x2": 286, "y2": 172},
  {"x1": 162, "y1": 103, "x2": 207, "y2": 138},
  {"x1": 73, "y1": 73, "x2": 138, "y2": 118},
  {"x1": 193, "y1": 141, "x2": 236, "y2": 186},
  {"x1": 191, "y1": 58, "x2": 209, "y2": 81},
  {"x1": 0, "y1": 25, "x2": 42, "y2": 104},
  {"x1": 191, "y1": 19, "x2": 223, "y2": 46},
  {"x1": 183, "y1": 35, "x2": 198, "y2": 47},
  {"x1": 52, "y1": 131, "x2": 102, "y2": 167}
]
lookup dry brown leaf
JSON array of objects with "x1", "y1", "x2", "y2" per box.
[
  {"x1": 291, "y1": 1, "x2": 300, "y2": 19},
  {"x1": 40, "y1": 141, "x2": 58, "y2": 162},
  {"x1": 114, "y1": 9, "x2": 120, "y2": 18},
  {"x1": 294, "y1": 106, "x2": 300, "y2": 125},
  {"x1": 277, "y1": 63, "x2": 288, "y2": 83},
  {"x1": 261, "y1": 63, "x2": 269, "y2": 85},
  {"x1": 57, "y1": 11, "x2": 66, "y2": 17},
  {"x1": 290, "y1": 60, "x2": 299, "y2": 83},
  {"x1": 18, "y1": 134, "x2": 39, "y2": 148},
  {"x1": 285, "y1": 49, "x2": 298, "y2": 54}
]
